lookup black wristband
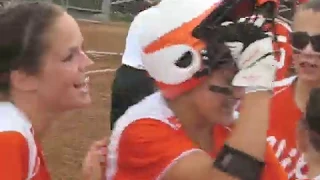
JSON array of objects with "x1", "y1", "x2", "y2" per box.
[{"x1": 213, "y1": 144, "x2": 265, "y2": 180}]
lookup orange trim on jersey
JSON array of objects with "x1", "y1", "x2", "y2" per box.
[{"x1": 0, "y1": 131, "x2": 29, "y2": 180}]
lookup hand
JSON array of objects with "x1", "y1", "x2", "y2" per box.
[
  {"x1": 82, "y1": 137, "x2": 108, "y2": 180},
  {"x1": 217, "y1": 16, "x2": 279, "y2": 90}
]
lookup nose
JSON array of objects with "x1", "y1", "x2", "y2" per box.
[
  {"x1": 79, "y1": 50, "x2": 94, "y2": 71},
  {"x1": 298, "y1": 44, "x2": 320, "y2": 64},
  {"x1": 232, "y1": 86, "x2": 245, "y2": 99},
  {"x1": 302, "y1": 43, "x2": 314, "y2": 54}
]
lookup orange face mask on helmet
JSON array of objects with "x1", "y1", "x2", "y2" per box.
[{"x1": 139, "y1": 0, "x2": 270, "y2": 100}]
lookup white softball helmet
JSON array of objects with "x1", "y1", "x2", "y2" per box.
[{"x1": 138, "y1": 0, "x2": 255, "y2": 99}]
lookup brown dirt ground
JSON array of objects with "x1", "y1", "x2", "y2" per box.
[{"x1": 41, "y1": 21, "x2": 129, "y2": 180}]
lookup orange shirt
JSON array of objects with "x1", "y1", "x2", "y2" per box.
[
  {"x1": 0, "y1": 102, "x2": 51, "y2": 180},
  {"x1": 106, "y1": 92, "x2": 288, "y2": 179},
  {"x1": 268, "y1": 78, "x2": 307, "y2": 179}
]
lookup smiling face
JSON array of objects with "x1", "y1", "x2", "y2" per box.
[
  {"x1": 292, "y1": 9, "x2": 320, "y2": 83},
  {"x1": 35, "y1": 12, "x2": 93, "y2": 112},
  {"x1": 190, "y1": 65, "x2": 244, "y2": 125}
]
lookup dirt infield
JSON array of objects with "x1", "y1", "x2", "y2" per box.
[{"x1": 42, "y1": 21, "x2": 129, "y2": 180}]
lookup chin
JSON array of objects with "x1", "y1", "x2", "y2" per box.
[
  {"x1": 65, "y1": 97, "x2": 92, "y2": 111},
  {"x1": 299, "y1": 74, "x2": 320, "y2": 84},
  {"x1": 214, "y1": 114, "x2": 235, "y2": 126},
  {"x1": 77, "y1": 97, "x2": 92, "y2": 108},
  {"x1": 221, "y1": 118, "x2": 235, "y2": 126}
]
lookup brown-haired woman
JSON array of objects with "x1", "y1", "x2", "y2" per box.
[{"x1": 0, "y1": 2, "x2": 104, "y2": 180}]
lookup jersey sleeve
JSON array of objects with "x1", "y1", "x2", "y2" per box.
[
  {"x1": 117, "y1": 118, "x2": 200, "y2": 179},
  {"x1": 0, "y1": 131, "x2": 29, "y2": 180}
]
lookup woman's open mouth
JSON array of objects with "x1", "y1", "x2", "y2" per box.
[
  {"x1": 299, "y1": 62, "x2": 318, "y2": 74},
  {"x1": 74, "y1": 76, "x2": 90, "y2": 93}
]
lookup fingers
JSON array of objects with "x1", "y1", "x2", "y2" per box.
[
  {"x1": 83, "y1": 151, "x2": 102, "y2": 180},
  {"x1": 89, "y1": 137, "x2": 109, "y2": 165},
  {"x1": 83, "y1": 139, "x2": 109, "y2": 180},
  {"x1": 90, "y1": 137, "x2": 109, "y2": 150}
]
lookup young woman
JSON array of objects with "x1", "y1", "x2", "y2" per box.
[
  {"x1": 0, "y1": 2, "x2": 104, "y2": 180},
  {"x1": 106, "y1": 0, "x2": 289, "y2": 179},
  {"x1": 267, "y1": 1, "x2": 320, "y2": 179}
]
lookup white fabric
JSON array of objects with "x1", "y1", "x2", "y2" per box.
[
  {"x1": 121, "y1": 9, "x2": 154, "y2": 70},
  {"x1": 0, "y1": 102, "x2": 37, "y2": 180},
  {"x1": 313, "y1": 175, "x2": 320, "y2": 180},
  {"x1": 232, "y1": 38, "x2": 278, "y2": 90},
  {"x1": 274, "y1": 76, "x2": 297, "y2": 87},
  {"x1": 138, "y1": 0, "x2": 222, "y2": 48},
  {"x1": 138, "y1": 0, "x2": 222, "y2": 84},
  {"x1": 225, "y1": 17, "x2": 279, "y2": 90},
  {"x1": 142, "y1": 44, "x2": 202, "y2": 84}
]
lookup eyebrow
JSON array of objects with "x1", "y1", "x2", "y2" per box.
[{"x1": 68, "y1": 38, "x2": 84, "y2": 53}]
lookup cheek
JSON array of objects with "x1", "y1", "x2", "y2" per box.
[
  {"x1": 38, "y1": 75, "x2": 72, "y2": 102},
  {"x1": 197, "y1": 90, "x2": 226, "y2": 115},
  {"x1": 292, "y1": 55, "x2": 304, "y2": 71},
  {"x1": 38, "y1": 65, "x2": 77, "y2": 101},
  {"x1": 292, "y1": 54, "x2": 299, "y2": 64},
  {"x1": 193, "y1": 88, "x2": 216, "y2": 112},
  {"x1": 292, "y1": 54, "x2": 304, "y2": 66}
]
